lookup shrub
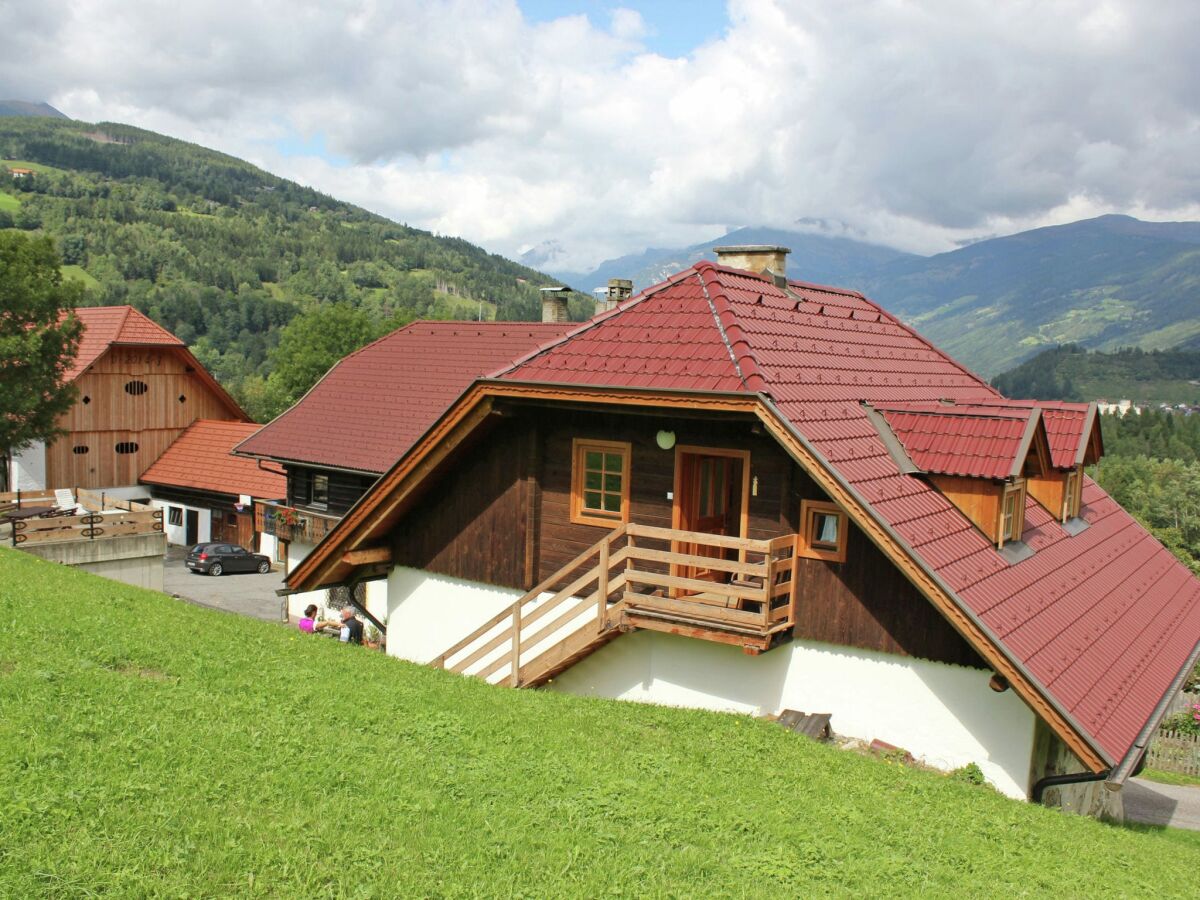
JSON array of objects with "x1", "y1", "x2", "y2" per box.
[
  {"x1": 950, "y1": 762, "x2": 987, "y2": 786},
  {"x1": 1160, "y1": 703, "x2": 1200, "y2": 736}
]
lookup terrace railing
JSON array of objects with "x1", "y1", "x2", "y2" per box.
[{"x1": 432, "y1": 523, "x2": 797, "y2": 689}]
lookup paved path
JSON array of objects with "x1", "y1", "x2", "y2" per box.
[
  {"x1": 1124, "y1": 777, "x2": 1200, "y2": 831},
  {"x1": 162, "y1": 545, "x2": 288, "y2": 623}
]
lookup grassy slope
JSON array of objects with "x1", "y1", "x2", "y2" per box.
[
  {"x1": 0, "y1": 191, "x2": 19, "y2": 212},
  {"x1": 1, "y1": 548, "x2": 1197, "y2": 897}
]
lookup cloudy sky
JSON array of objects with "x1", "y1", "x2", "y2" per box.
[{"x1": 5, "y1": 0, "x2": 1200, "y2": 270}]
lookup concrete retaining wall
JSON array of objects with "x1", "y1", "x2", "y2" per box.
[{"x1": 20, "y1": 532, "x2": 166, "y2": 592}]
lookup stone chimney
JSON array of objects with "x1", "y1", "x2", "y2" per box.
[
  {"x1": 713, "y1": 245, "x2": 790, "y2": 283},
  {"x1": 596, "y1": 277, "x2": 633, "y2": 314},
  {"x1": 540, "y1": 286, "x2": 570, "y2": 323}
]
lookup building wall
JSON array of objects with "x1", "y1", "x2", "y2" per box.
[
  {"x1": 46, "y1": 346, "x2": 242, "y2": 490},
  {"x1": 383, "y1": 564, "x2": 1036, "y2": 798},
  {"x1": 286, "y1": 537, "x2": 387, "y2": 629},
  {"x1": 150, "y1": 498, "x2": 212, "y2": 546},
  {"x1": 384, "y1": 403, "x2": 981, "y2": 669},
  {"x1": 10, "y1": 440, "x2": 47, "y2": 491},
  {"x1": 20, "y1": 532, "x2": 166, "y2": 592}
]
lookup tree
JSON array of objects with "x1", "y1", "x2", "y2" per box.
[
  {"x1": 264, "y1": 303, "x2": 380, "y2": 414},
  {"x1": 0, "y1": 233, "x2": 83, "y2": 478}
]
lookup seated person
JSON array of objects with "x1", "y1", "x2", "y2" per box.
[
  {"x1": 297, "y1": 604, "x2": 340, "y2": 635},
  {"x1": 339, "y1": 606, "x2": 365, "y2": 645}
]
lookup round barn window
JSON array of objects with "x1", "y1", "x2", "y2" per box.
[
  {"x1": 124, "y1": 380, "x2": 149, "y2": 396},
  {"x1": 81, "y1": 395, "x2": 91, "y2": 405},
  {"x1": 115, "y1": 442, "x2": 139, "y2": 454},
  {"x1": 72, "y1": 445, "x2": 89, "y2": 455}
]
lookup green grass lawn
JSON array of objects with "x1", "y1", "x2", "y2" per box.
[
  {"x1": 60, "y1": 264, "x2": 100, "y2": 289},
  {"x1": 1142, "y1": 768, "x2": 1200, "y2": 788},
  {"x1": 3, "y1": 158, "x2": 65, "y2": 175},
  {"x1": 0, "y1": 191, "x2": 20, "y2": 212},
  {"x1": 2, "y1": 547, "x2": 1198, "y2": 897}
]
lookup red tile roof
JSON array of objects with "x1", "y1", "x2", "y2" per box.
[
  {"x1": 65, "y1": 306, "x2": 183, "y2": 381},
  {"x1": 140, "y1": 420, "x2": 286, "y2": 499},
  {"x1": 497, "y1": 261, "x2": 1200, "y2": 768},
  {"x1": 236, "y1": 321, "x2": 576, "y2": 474},
  {"x1": 873, "y1": 403, "x2": 1039, "y2": 480}
]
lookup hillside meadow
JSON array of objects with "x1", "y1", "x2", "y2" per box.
[{"x1": 1, "y1": 547, "x2": 1197, "y2": 897}]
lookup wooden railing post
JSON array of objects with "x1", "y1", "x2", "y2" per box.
[
  {"x1": 597, "y1": 537, "x2": 610, "y2": 631},
  {"x1": 510, "y1": 600, "x2": 522, "y2": 687}
]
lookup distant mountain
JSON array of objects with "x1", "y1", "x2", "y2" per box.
[
  {"x1": 856, "y1": 215, "x2": 1200, "y2": 376},
  {"x1": 550, "y1": 226, "x2": 917, "y2": 294},
  {"x1": 0, "y1": 100, "x2": 68, "y2": 119}
]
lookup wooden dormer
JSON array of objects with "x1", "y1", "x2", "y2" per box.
[
  {"x1": 867, "y1": 403, "x2": 1052, "y2": 549},
  {"x1": 1025, "y1": 402, "x2": 1103, "y2": 523}
]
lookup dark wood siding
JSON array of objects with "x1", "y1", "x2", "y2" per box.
[
  {"x1": 534, "y1": 408, "x2": 790, "y2": 580},
  {"x1": 286, "y1": 466, "x2": 377, "y2": 516},
  {"x1": 785, "y1": 467, "x2": 984, "y2": 669},
  {"x1": 391, "y1": 419, "x2": 529, "y2": 587}
]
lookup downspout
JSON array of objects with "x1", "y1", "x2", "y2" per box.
[{"x1": 1031, "y1": 769, "x2": 1111, "y2": 804}]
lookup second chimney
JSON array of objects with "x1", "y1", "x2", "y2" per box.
[
  {"x1": 540, "y1": 286, "x2": 570, "y2": 323},
  {"x1": 713, "y1": 245, "x2": 790, "y2": 282},
  {"x1": 596, "y1": 277, "x2": 632, "y2": 314}
]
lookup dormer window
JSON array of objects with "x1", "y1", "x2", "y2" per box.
[{"x1": 999, "y1": 482, "x2": 1025, "y2": 549}]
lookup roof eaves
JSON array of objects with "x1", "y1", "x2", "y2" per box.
[{"x1": 1077, "y1": 402, "x2": 1101, "y2": 466}]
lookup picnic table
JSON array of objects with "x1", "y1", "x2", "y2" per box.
[{"x1": 2, "y1": 506, "x2": 55, "y2": 521}]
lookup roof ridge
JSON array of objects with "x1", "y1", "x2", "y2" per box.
[
  {"x1": 698, "y1": 266, "x2": 767, "y2": 394},
  {"x1": 488, "y1": 266, "x2": 702, "y2": 379}
]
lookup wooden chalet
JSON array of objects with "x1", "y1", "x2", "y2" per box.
[
  {"x1": 6, "y1": 306, "x2": 248, "y2": 495},
  {"x1": 279, "y1": 248, "x2": 1200, "y2": 813}
]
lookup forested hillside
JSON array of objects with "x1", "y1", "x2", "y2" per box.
[
  {"x1": 0, "y1": 117, "x2": 578, "y2": 419},
  {"x1": 992, "y1": 345, "x2": 1200, "y2": 405}
]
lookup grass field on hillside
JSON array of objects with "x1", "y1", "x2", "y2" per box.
[
  {"x1": 0, "y1": 191, "x2": 19, "y2": 212},
  {"x1": 1, "y1": 548, "x2": 1198, "y2": 897},
  {"x1": 60, "y1": 264, "x2": 100, "y2": 289}
]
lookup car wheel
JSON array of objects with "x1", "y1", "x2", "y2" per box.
[
  {"x1": 257, "y1": 560, "x2": 270, "y2": 574},
  {"x1": 209, "y1": 563, "x2": 223, "y2": 577}
]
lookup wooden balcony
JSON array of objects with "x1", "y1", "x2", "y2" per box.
[
  {"x1": 255, "y1": 499, "x2": 340, "y2": 544},
  {"x1": 432, "y1": 523, "x2": 798, "y2": 689},
  {"x1": 1, "y1": 488, "x2": 163, "y2": 547}
]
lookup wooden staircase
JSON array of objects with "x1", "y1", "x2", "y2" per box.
[{"x1": 431, "y1": 524, "x2": 798, "y2": 688}]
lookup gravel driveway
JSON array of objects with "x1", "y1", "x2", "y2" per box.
[{"x1": 162, "y1": 545, "x2": 288, "y2": 623}]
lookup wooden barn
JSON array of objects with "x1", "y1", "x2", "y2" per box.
[
  {"x1": 283, "y1": 247, "x2": 1200, "y2": 815},
  {"x1": 7, "y1": 306, "x2": 248, "y2": 495}
]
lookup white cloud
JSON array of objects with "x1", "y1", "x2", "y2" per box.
[{"x1": 4, "y1": 0, "x2": 1200, "y2": 270}]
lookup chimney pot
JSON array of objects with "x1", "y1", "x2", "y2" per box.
[
  {"x1": 540, "y1": 286, "x2": 570, "y2": 323},
  {"x1": 712, "y1": 245, "x2": 790, "y2": 283}
]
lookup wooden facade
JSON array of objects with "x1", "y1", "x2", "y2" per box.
[
  {"x1": 386, "y1": 403, "x2": 984, "y2": 670},
  {"x1": 48, "y1": 346, "x2": 243, "y2": 489},
  {"x1": 286, "y1": 466, "x2": 378, "y2": 518}
]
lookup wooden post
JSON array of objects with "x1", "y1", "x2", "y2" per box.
[
  {"x1": 597, "y1": 537, "x2": 610, "y2": 631},
  {"x1": 510, "y1": 600, "x2": 522, "y2": 687}
]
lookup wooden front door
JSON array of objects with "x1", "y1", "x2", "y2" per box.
[{"x1": 674, "y1": 448, "x2": 747, "y2": 590}]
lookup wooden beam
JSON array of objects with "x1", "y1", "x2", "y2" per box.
[{"x1": 341, "y1": 546, "x2": 392, "y2": 566}]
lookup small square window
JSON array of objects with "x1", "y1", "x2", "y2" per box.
[
  {"x1": 168, "y1": 506, "x2": 183, "y2": 527},
  {"x1": 571, "y1": 439, "x2": 631, "y2": 526},
  {"x1": 799, "y1": 500, "x2": 847, "y2": 563}
]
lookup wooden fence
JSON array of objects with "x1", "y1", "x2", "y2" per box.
[
  {"x1": 2, "y1": 488, "x2": 161, "y2": 546},
  {"x1": 1145, "y1": 691, "x2": 1200, "y2": 776}
]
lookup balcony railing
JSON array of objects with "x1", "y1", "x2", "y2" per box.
[
  {"x1": 255, "y1": 499, "x2": 340, "y2": 544},
  {"x1": 433, "y1": 522, "x2": 798, "y2": 688}
]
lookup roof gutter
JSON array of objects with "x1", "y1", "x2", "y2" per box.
[
  {"x1": 758, "y1": 394, "x2": 1113, "y2": 770},
  {"x1": 1104, "y1": 634, "x2": 1200, "y2": 790}
]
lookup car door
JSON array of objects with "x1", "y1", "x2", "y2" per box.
[{"x1": 228, "y1": 545, "x2": 251, "y2": 572}]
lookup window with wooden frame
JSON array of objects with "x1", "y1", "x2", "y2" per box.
[
  {"x1": 168, "y1": 506, "x2": 183, "y2": 527},
  {"x1": 999, "y1": 482, "x2": 1025, "y2": 548},
  {"x1": 1062, "y1": 468, "x2": 1081, "y2": 521},
  {"x1": 570, "y1": 439, "x2": 631, "y2": 526},
  {"x1": 798, "y1": 500, "x2": 847, "y2": 563}
]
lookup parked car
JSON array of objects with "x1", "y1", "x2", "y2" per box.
[{"x1": 186, "y1": 542, "x2": 272, "y2": 576}]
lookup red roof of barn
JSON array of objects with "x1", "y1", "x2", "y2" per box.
[
  {"x1": 493, "y1": 260, "x2": 1200, "y2": 768},
  {"x1": 235, "y1": 321, "x2": 576, "y2": 474},
  {"x1": 140, "y1": 420, "x2": 286, "y2": 499},
  {"x1": 871, "y1": 402, "x2": 1043, "y2": 480},
  {"x1": 65, "y1": 306, "x2": 184, "y2": 381}
]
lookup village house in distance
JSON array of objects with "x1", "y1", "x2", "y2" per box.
[{"x1": 278, "y1": 247, "x2": 1200, "y2": 813}]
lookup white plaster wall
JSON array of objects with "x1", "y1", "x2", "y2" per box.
[
  {"x1": 549, "y1": 629, "x2": 1036, "y2": 798},
  {"x1": 151, "y1": 499, "x2": 212, "y2": 546},
  {"x1": 10, "y1": 441, "x2": 47, "y2": 492},
  {"x1": 286, "y1": 539, "x2": 387, "y2": 628},
  {"x1": 382, "y1": 566, "x2": 1038, "y2": 798}
]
